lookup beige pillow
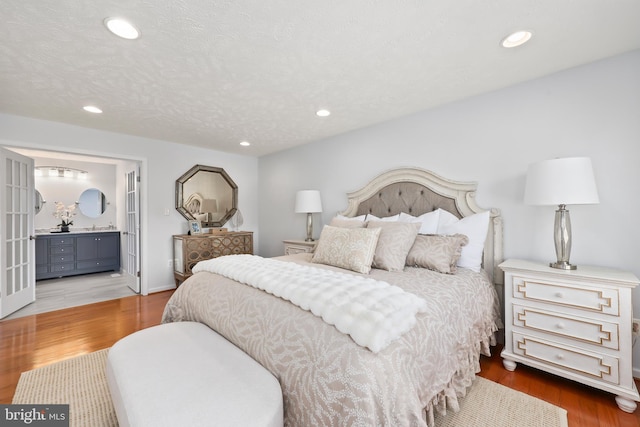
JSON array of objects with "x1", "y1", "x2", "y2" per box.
[
  {"x1": 406, "y1": 234, "x2": 469, "y2": 274},
  {"x1": 329, "y1": 217, "x2": 366, "y2": 228},
  {"x1": 366, "y1": 221, "x2": 421, "y2": 271},
  {"x1": 311, "y1": 226, "x2": 381, "y2": 274}
]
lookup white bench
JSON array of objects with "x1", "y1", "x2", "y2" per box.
[{"x1": 106, "y1": 322, "x2": 283, "y2": 427}]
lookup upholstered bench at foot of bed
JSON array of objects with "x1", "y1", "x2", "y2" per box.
[{"x1": 106, "y1": 321, "x2": 283, "y2": 427}]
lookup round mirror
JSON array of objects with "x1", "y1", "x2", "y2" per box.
[
  {"x1": 78, "y1": 188, "x2": 107, "y2": 218},
  {"x1": 35, "y1": 190, "x2": 45, "y2": 215}
]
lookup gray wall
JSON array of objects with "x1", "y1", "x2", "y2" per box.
[{"x1": 258, "y1": 49, "x2": 640, "y2": 371}]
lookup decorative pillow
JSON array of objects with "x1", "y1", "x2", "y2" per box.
[
  {"x1": 437, "y1": 210, "x2": 490, "y2": 272},
  {"x1": 311, "y1": 225, "x2": 381, "y2": 274},
  {"x1": 366, "y1": 221, "x2": 421, "y2": 271},
  {"x1": 398, "y1": 210, "x2": 440, "y2": 234},
  {"x1": 329, "y1": 217, "x2": 366, "y2": 228},
  {"x1": 406, "y1": 234, "x2": 469, "y2": 274},
  {"x1": 365, "y1": 214, "x2": 400, "y2": 222},
  {"x1": 335, "y1": 214, "x2": 366, "y2": 221}
]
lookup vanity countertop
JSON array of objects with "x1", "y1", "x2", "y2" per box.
[{"x1": 35, "y1": 228, "x2": 120, "y2": 235}]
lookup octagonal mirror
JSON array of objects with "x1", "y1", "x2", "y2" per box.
[{"x1": 176, "y1": 165, "x2": 238, "y2": 228}]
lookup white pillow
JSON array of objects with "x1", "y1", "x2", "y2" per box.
[
  {"x1": 365, "y1": 214, "x2": 400, "y2": 222},
  {"x1": 437, "y1": 210, "x2": 490, "y2": 272},
  {"x1": 335, "y1": 214, "x2": 366, "y2": 221},
  {"x1": 331, "y1": 214, "x2": 366, "y2": 228},
  {"x1": 398, "y1": 210, "x2": 440, "y2": 234}
]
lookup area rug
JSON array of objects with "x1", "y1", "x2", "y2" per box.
[{"x1": 13, "y1": 349, "x2": 568, "y2": 427}]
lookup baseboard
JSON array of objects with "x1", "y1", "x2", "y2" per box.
[
  {"x1": 148, "y1": 284, "x2": 175, "y2": 294},
  {"x1": 633, "y1": 366, "x2": 640, "y2": 380}
]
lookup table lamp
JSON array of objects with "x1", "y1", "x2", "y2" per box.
[
  {"x1": 524, "y1": 157, "x2": 599, "y2": 270},
  {"x1": 294, "y1": 190, "x2": 323, "y2": 242}
]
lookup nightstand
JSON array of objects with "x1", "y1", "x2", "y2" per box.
[
  {"x1": 283, "y1": 239, "x2": 316, "y2": 255},
  {"x1": 500, "y1": 259, "x2": 640, "y2": 412}
]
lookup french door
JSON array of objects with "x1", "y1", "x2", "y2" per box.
[
  {"x1": 1, "y1": 148, "x2": 35, "y2": 318},
  {"x1": 124, "y1": 167, "x2": 140, "y2": 293}
]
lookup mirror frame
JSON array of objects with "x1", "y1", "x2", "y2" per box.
[
  {"x1": 77, "y1": 187, "x2": 107, "y2": 218},
  {"x1": 175, "y1": 165, "x2": 238, "y2": 228}
]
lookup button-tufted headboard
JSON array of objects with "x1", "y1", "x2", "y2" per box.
[{"x1": 339, "y1": 167, "x2": 503, "y2": 286}]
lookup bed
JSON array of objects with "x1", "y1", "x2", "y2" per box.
[{"x1": 162, "y1": 167, "x2": 503, "y2": 427}]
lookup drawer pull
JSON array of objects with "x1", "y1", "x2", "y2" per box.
[
  {"x1": 556, "y1": 353, "x2": 564, "y2": 361},
  {"x1": 556, "y1": 323, "x2": 565, "y2": 330},
  {"x1": 555, "y1": 292, "x2": 563, "y2": 298}
]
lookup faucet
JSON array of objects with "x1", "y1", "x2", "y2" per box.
[{"x1": 92, "y1": 224, "x2": 96, "y2": 230}]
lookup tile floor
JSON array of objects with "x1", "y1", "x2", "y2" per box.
[{"x1": 2, "y1": 272, "x2": 137, "y2": 320}]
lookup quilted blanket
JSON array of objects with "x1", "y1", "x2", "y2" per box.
[{"x1": 192, "y1": 254, "x2": 428, "y2": 352}]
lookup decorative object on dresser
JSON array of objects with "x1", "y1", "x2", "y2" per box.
[
  {"x1": 294, "y1": 190, "x2": 323, "y2": 242},
  {"x1": 500, "y1": 259, "x2": 639, "y2": 412},
  {"x1": 524, "y1": 157, "x2": 599, "y2": 270},
  {"x1": 36, "y1": 232, "x2": 121, "y2": 280},
  {"x1": 188, "y1": 220, "x2": 202, "y2": 234},
  {"x1": 172, "y1": 231, "x2": 253, "y2": 286},
  {"x1": 283, "y1": 239, "x2": 316, "y2": 255}
]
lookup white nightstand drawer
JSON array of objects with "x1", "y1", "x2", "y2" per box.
[
  {"x1": 512, "y1": 275, "x2": 619, "y2": 316},
  {"x1": 512, "y1": 332, "x2": 620, "y2": 385},
  {"x1": 283, "y1": 240, "x2": 316, "y2": 255},
  {"x1": 512, "y1": 305, "x2": 619, "y2": 350}
]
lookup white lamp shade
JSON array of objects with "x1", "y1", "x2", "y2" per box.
[
  {"x1": 295, "y1": 190, "x2": 323, "y2": 213},
  {"x1": 524, "y1": 157, "x2": 599, "y2": 206}
]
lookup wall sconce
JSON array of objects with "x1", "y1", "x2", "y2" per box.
[{"x1": 35, "y1": 166, "x2": 88, "y2": 180}]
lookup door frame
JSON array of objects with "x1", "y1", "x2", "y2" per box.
[{"x1": 1, "y1": 144, "x2": 149, "y2": 296}]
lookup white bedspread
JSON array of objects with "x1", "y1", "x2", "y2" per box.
[{"x1": 192, "y1": 254, "x2": 428, "y2": 352}]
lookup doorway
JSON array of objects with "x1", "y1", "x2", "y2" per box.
[{"x1": 1, "y1": 147, "x2": 142, "y2": 319}]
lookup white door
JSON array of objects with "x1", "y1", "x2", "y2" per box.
[
  {"x1": 1, "y1": 148, "x2": 36, "y2": 318},
  {"x1": 124, "y1": 167, "x2": 140, "y2": 293}
]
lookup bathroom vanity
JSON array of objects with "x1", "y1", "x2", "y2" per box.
[{"x1": 35, "y1": 231, "x2": 121, "y2": 280}]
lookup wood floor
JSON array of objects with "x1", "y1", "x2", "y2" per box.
[{"x1": 1, "y1": 291, "x2": 639, "y2": 427}]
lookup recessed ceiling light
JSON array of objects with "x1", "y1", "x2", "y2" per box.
[
  {"x1": 316, "y1": 109, "x2": 331, "y2": 117},
  {"x1": 501, "y1": 30, "x2": 532, "y2": 48},
  {"x1": 104, "y1": 17, "x2": 140, "y2": 40},
  {"x1": 240, "y1": 141, "x2": 251, "y2": 147},
  {"x1": 83, "y1": 105, "x2": 103, "y2": 114}
]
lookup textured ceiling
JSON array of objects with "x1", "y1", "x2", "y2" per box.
[{"x1": 1, "y1": 1, "x2": 639, "y2": 157}]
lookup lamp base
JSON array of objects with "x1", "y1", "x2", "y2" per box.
[{"x1": 550, "y1": 261, "x2": 577, "y2": 270}]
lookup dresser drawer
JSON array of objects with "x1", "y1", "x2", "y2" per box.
[
  {"x1": 77, "y1": 259, "x2": 118, "y2": 270},
  {"x1": 512, "y1": 332, "x2": 619, "y2": 385},
  {"x1": 512, "y1": 275, "x2": 619, "y2": 316},
  {"x1": 50, "y1": 245, "x2": 74, "y2": 255},
  {"x1": 50, "y1": 237, "x2": 74, "y2": 245},
  {"x1": 51, "y1": 263, "x2": 74, "y2": 273},
  {"x1": 512, "y1": 305, "x2": 619, "y2": 350},
  {"x1": 50, "y1": 254, "x2": 75, "y2": 263}
]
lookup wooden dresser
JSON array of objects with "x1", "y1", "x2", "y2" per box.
[
  {"x1": 500, "y1": 259, "x2": 640, "y2": 412},
  {"x1": 173, "y1": 231, "x2": 253, "y2": 286}
]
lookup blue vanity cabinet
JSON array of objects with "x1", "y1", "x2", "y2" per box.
[
  {"x1": 76, "y1": 232, "x2": 121, "y2": 273},
  {"x1": 35, "y1": 232, "x2": 121, "y2": 280}
]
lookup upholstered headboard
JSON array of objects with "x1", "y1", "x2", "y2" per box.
[{"x1": 339, "y1": 167, "x2": 504, "y2": 286}]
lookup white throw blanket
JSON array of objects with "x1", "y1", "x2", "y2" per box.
[{"x1": 192, "y1": 255, "x2": 428, "y2": 353}]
